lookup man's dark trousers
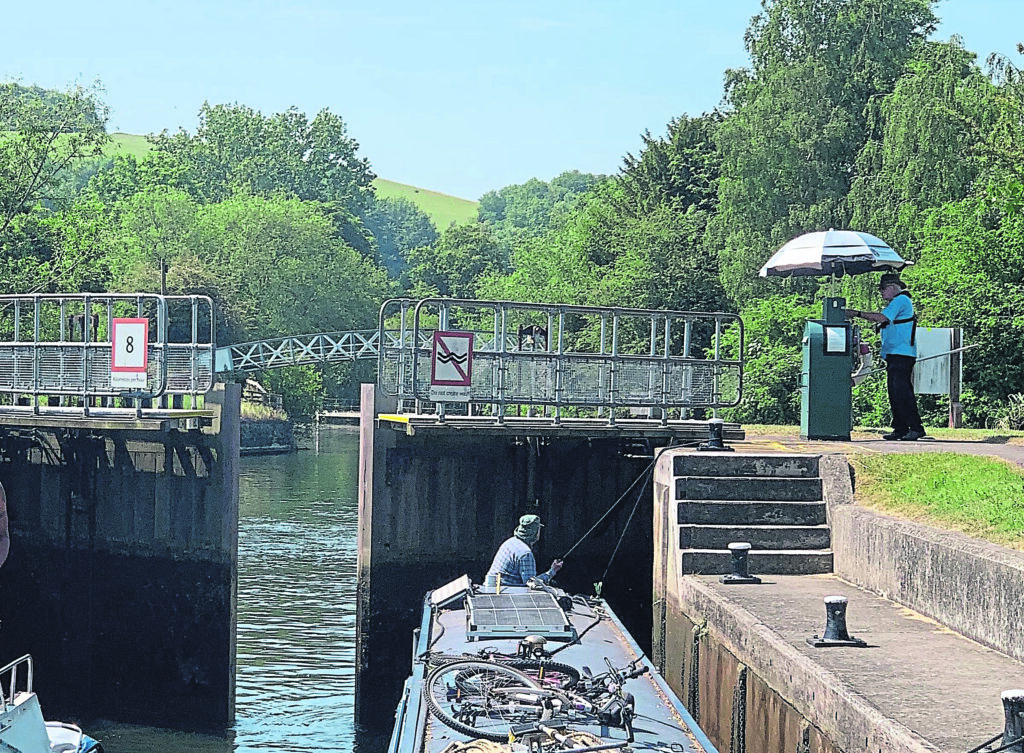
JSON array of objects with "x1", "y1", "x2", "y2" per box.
[{"x1": 886, "y1": 354, "x2": 924, "y2": 435}]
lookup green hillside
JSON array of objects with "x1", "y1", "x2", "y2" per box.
[
  {"x1": 105, "y1": 132, "x2": 153, "y2": 159},
  {"x1": 372, "y1": 177, "x2": 478, "y2": 228},
  {"x1": 106, "y1": 133, "x2": 477, "y2": 228}
]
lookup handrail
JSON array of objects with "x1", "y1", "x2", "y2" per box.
[
  {"x1": 378, "y1": 298, "x2": 744, "y2": 424},
  {"x1": 0, "y1": 654, "x2": 34, "y2": 711},
  {"x1": 0, "y1": 293, "x2": 215, "y2": 414}
]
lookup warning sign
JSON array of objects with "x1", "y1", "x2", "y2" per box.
[
  {"x1": 111, "y1": 318, "x2": 149, "y2": 390},
  {"x1": 430, "y1": 331, "x2": 473, "y2": 402}
]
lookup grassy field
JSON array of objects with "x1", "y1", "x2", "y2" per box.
[
  {"x1": 104, "y1": 133, "x2": 478, "y2": 228},
  {"x1": 105, "y1": 132, "x2": 153, "y2": 159},
  {"x1": 372, "y1": 177, "x2": 477, "y2": 228}
]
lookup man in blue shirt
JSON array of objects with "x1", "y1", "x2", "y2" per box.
[
  {"x1": 847, "y1": 273, "x2": 926, "y2": 441},
  {"x1": 486, "y1": 514, "x2": 563, "y2": 587}
]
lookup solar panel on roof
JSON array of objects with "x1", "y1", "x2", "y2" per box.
[{"x1": 466, "y1": 591, "x2": 576, "y2": 641}]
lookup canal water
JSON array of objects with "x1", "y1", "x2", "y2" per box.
[{"x1": 94, "y1": 427, "x2": 366, "y2": 753}]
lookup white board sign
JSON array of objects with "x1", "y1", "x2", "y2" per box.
[
  {"x1": 913, "y1": 327, "x2": 956, "y2": 395},
  {"x1": 111, "y1": 318, "x2": 149, "y2": 390},
  {"x1": 429, "y1": 331, "x2": 473, "y2": 402}
]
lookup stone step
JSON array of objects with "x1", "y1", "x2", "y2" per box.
[
  {"x1": 675, "y1": 476, "x2": 823, "y2": 501},
  {"x1": 673, "y1": 453, "x2": 820, "y2": 479},
  {"x1": 678, "y1": 524, "x2": 831, "y2": 551},
  {"x1": 677, "y1": 500, "x2": 827, "y2": 526},
  {"x1": 680, "y1": 548, "x2": 834, "y2": 575}
]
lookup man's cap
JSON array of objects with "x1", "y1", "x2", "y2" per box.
[
  {"x1": 515, "y1": 514, "x2": 543, "y2": 540},
  {"x1": 878, "y1": 273, "x2": 907, "y2": 291},
  {"x1": 518, "y1": 514, "x2": 543, "y2": 529}
]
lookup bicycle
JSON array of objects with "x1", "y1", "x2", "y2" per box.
[{"x1": 423, "y1": 657, "x2": 649, "y2": 743}]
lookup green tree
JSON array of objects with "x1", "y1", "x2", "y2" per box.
[
  {"x1": 617, "y1": 113, "x2": 722, "y2": 217},
  {"x1": 477, "y1": 171, "x2": 605, "y2": 258},
  {"x1": 149, "y1": 103, "x2": 375, "y2": 209},
  {"x1": 848, "y1": 39, "x2": 996, "y2": 256},
  {"x1": 360, "y1": 195, "x2": 438, "y2": 280},
  {"x1": 0, "y1": 81, "x2": 109, "y2": 236},
  {"x1": 712, "y1": 0, "x2": 937, "y2": 306},
  {"x1": 102, "y1": 187, "x2": 200, "y2": 295},
  {"x1": 720, "y1": 295, "x2": 817, "y2": 424},
  {"x1": 406, "y1": 222, "x2": 505, "y2": 298}
]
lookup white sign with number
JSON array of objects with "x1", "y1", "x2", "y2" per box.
[{"x1": 111, "y1": 318, "x2": 149, "y2": 390}]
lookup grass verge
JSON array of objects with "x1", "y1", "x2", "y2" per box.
[{"x1": 850, "y1": 452, "x2": 1024, "y2": 550}]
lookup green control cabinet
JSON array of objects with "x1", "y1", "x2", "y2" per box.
[{"x1": 801, "y1": 297, "x2": 853, "y2": 440}]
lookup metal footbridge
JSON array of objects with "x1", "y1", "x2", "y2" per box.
[{"x1": 0, "y1": 296, "x2": 744, "y2": 429}]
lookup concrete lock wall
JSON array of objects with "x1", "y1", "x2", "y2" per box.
[
  {"x1": 824, "y1": 455, "x2": 1024, "y2": 665},
  {"x1": 652, "y1": 452, "x2": 929, "y2": 753},
  {"x1": 355, "y1": 384, "x2": 656, "y2": 739},
  {"x1": 0, "y1": 384, "x2": 240, "y2": 731}
]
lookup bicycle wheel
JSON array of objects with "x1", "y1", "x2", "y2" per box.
[
  {"x1": 424, "y1": 660, "x2": 558, "y2": 742},
  {"x1": 502, "y1": 659, "x2": 581, "y2": 690}
]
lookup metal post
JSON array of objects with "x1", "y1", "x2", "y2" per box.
[
  {"x1": 497, "y1": 305, "x2": 506, "y2": 424},
  {"x1": 437, "y1": 302, "x2": 447, "y2": 423},
  {"x1": 720, "y1": 542, "x2": 761, "y2": 584},
  {"x1": 807, "y1": 595, "x2": 867, "y2": 647},
  {"x1": 949, "y1": 328, "x2": 963, "y2": 428},
  {"x1": 661, "y1": 316, "x2": 670, "y2": 425},
  {"x1": 81, "y1": 295, "x2": 91, "y2": 416},
  {"x1": 557, "y1": 311, "x2": 565, "y2": 426},
  {"x1": 32, "y1": 297, "x2": 41, "y2": 414},
  {"x1": 1003, "y1": 690, "x2": 1024, "y2": 752},
  {"x1": 599, "y1": 313, "x2": 607, "y2": 418},
  {"x1": 609, "y1": 313, "x2": 618, "y2": 425}
]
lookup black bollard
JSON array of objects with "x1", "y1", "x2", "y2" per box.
[
  {"x1": 697, "y1": 417, "x2": 734, "y2": 452},
  {"x1": 1004, "y1": 690, "x2": 1024, "y2": 752},
  {"x1": 807, "y1": 595, "x2": 867, "y2": 648},
  {"x1": 720, "y1": 542, "x2": 761, "y2": 584}
]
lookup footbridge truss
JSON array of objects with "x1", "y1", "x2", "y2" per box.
[{"x1": 215, "y1": 330, "x2": 389, "y2": 374}]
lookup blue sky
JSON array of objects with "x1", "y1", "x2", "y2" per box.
[{"x1": 3, "y1": 1, "x2": 1020, "y2": 200}]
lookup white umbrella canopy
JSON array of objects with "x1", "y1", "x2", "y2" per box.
[{"x1": 758, "y1": 229, "x2": 913, "y2": 278}]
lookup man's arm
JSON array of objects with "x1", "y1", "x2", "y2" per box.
[
  {"x1": 846, "y1": 309, "x2": 889, "y2": 325},
  {"x1": 0, "y1": 482, "x2": 10, "y2": 568}
]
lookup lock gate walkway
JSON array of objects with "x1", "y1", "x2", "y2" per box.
[{"x1": 662, "y1": 433, "x2": 1024, "y2": 753}]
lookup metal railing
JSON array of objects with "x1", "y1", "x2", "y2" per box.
[
  {"x1": 0, "y1": 294, "x2": 215, "y2": 414},
  {"x1": 377, "y1": 298, "x2": 743, "y2": 424},
  {"x1": 0, "y1": 654, "x2": 34, "y2": 711}
]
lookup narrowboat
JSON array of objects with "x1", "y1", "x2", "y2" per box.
[{"x1": 388, "y1": 575, "x2": 718, "y2": 753}]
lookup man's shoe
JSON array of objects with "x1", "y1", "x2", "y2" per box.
[
  {"x1": 882, "y1": 431, "x2": 904, "y2": 440},
  {"x1": 899, "y1": 430, "x2": 926, "y2": 441}
]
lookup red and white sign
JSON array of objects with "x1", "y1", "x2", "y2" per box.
[
  {"x1": 429, "y1": 331, "x2": 473, "y2": 402},
  {"x1": 111, "y1": 318, "x2": 149, "y2": 389}
]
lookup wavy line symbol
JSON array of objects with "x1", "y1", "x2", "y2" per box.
[
  {"x1": 436, "y1": 351, "x2": 468, "y2": 366},
  {"x1": 432, "y1": 332, "x2": 474, "y2": 385}
]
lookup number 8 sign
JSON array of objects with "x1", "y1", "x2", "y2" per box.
[{"x1": 111, "y1": 318, "x2": 149, "y2": 374}]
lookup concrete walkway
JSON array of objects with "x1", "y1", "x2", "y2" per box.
[
  {"x1": 695, "y1": 432, "x2": 1024, "y2": 751},
  {"x1": 735, "y1": 431, "x2": 1024, "y2": 469},
  {"x1": 694, "y1": 573, "x2": 1016, "y2": 752}
]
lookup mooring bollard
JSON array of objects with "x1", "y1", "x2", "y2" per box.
[
  {"x1": 720, "y1": 542, "x2": 761, "y2": 584},
  {"x1": 697, "y1": 417, "x2": 734, "y2": 452},
  {"x1": 807, "y1": 595, "x2": 867, "y2": 648},
  {"x1": 1003, "y1": 690, "x2": 1024, "y2": 752}
]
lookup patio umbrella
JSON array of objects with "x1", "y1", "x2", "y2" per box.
[{"x1": 758, "y1": 229, "x2": 912, "y2": 278}]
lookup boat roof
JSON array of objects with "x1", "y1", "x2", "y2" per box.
[{"x1": 389, "y1": 578, "x2": 718, "y2": 753}]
